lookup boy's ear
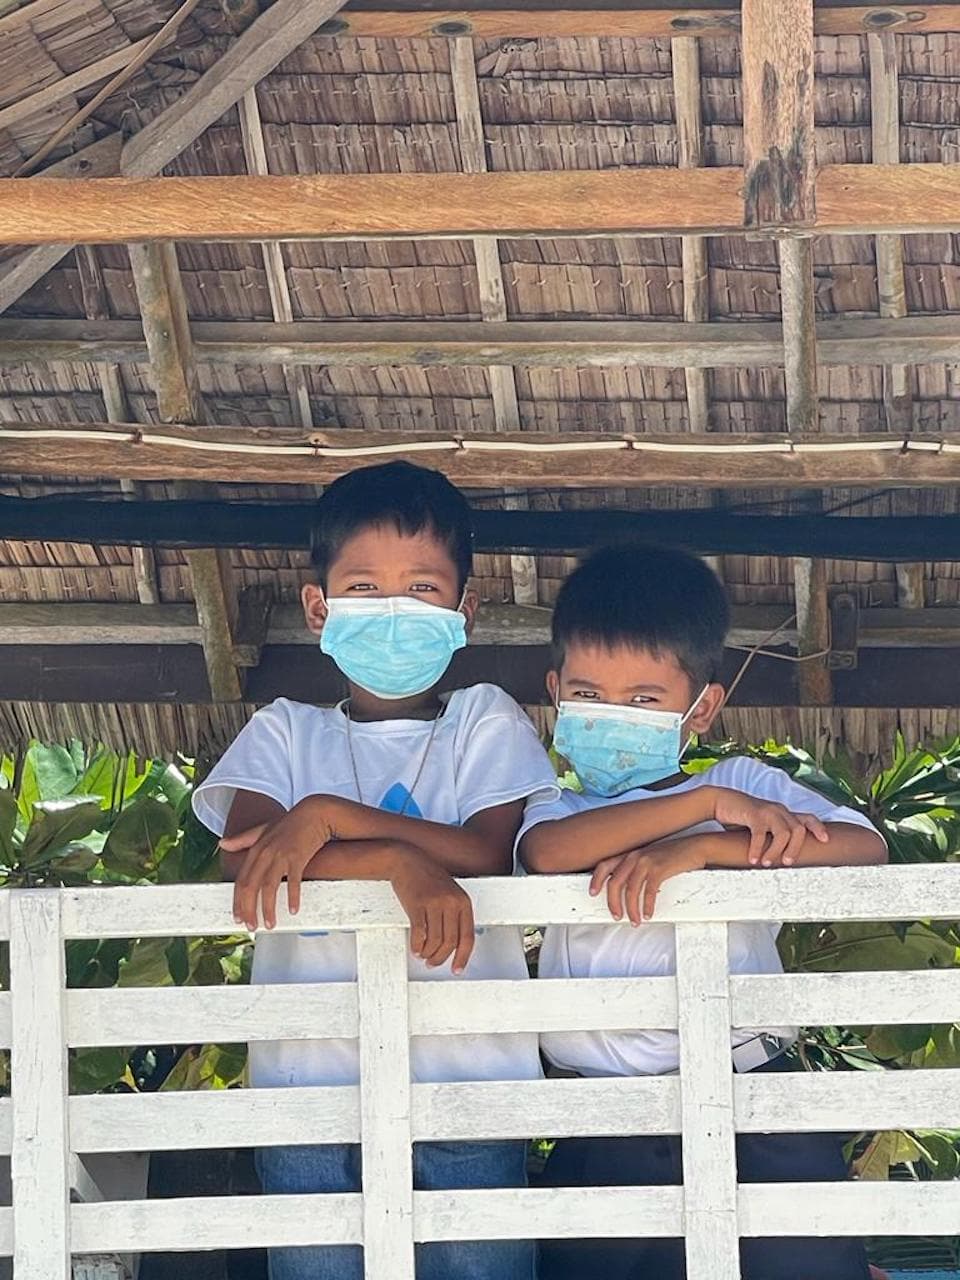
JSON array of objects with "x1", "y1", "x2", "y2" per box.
[
  {"x1": 545, "y1": 669, "x2": 560, "y2": 706},
  {"x1": 459, "y1": 585, "x2": 479, "y2": 636},
  {"x1": 687, "y1": 682, "x2": 725, "y2": 735},
  {"x1": 301, "y1": 583, "x2": 328, "y2": 637}
]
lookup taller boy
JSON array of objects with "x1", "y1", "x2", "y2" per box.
[{"x1": 193, "y1": 462, "x2": 556, "y2": 1280}]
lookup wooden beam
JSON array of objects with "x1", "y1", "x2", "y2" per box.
[
  {"x1": 672, "y1": 35, "x2": 710, "y2": 432},
  {"x1": 7, "y1": 313, "x2": 960, "y2": 371},
  {"x1": 128, "y1": 243, "x2": 242, "y2": 701},
  {"x1": 237, "y1": 87, "x2": 313, "y2": 431},
  {"x1": 15, "y1": 0, "x2": 206, "y2": 177},
  {"x1": 895, "y1": 564, "x2": 926, "y2": 611},
  {"x1": 742, "y1": 0, "x2": 816, "y2": 230},
  {"x1": 0, "y1": 38, "x2": 153, "y2": 136},
  {"x1": 76, "y1": 246, "x2": 160, "y2": 607},
  {"x1": 450, "y1": 35, "x2": 538, "y2": 606},
  {"x1": 6, "y1": 166, "x2": 960, "y2": 245},
  {"x1": 0, "y1": 0, "x2": 351, "y2": 316},
  {"x1": 794, "y1": 556, "x2": 833, "y2": 704},
  {"x1": 0, "y1": 134, "x2": 123, "y2": 315},
  {"x1": 868, "y1": 30, "x2": 912, "y2": 433},
  {"x1": 3, "y1": 425, "x2": 960, "y2": 489},
  {"x1": 779, "y1": 238, "x2": 819, "y2": 432},
  {"x1": 301, "y1": 6, "x2": 960, "y2": 40},
  {"x1": 3, "y1": 601, "x2": 959, "y2": 652}
]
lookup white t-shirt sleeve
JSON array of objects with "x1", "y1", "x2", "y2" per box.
[
  {"x1": 452, "y1": 684, "x2": 560, "y2": 824},
  {"x1": 516, "y1": 786, "x2": 585, "y2": 850},
  {"x1": 192, "y1": 699, "x2": 296, "y2": 836},
  {"x1": 707, "y1": 755, "x2": 883, "y2": 836}
]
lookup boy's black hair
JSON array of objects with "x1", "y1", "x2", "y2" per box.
[
  {"x1": 310, "y1": 461, "x2": 474, "y2": 589},
  {"x1": 551, "y1": 543, "x2": 730, "y2": 690}
]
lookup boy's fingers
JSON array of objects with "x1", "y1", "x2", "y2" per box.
[
  {"x1": 422, "y1": 908, "x2": 450, "y2": 965},
  {"x1": 783, "y1": 823, "x2": 807, "y2": 867},
  {"x1": 606, "y1": 866, "x2": 627, "y2": 920},
  {"x1": 625, "y1": 867, "x2": 647, "y2": 927},
  {"x1": 643, "y1": 873, "x2": 662, "y2": 922},
  {"x1": 219, "y1": 824, "x2": 268, "y2": 853},
  {"x1": 286, "y1": 868, "x2": 302, "y2": 916},
  {"x1": 747, "y1": 826, "x2": 766, "y2": 866},
  {"x1": 452, "y1": 906, "x2": 475, "y2": 974},
  {"x1": 589, "y1": 859, "x2": 616, "y2": 896},
  {"x1": 409, "y1": 911, "x2": 428, "y2": 957},
  {"x1": 762, "y1": 826, "x2": 788, "y2": 867},
  {"x1": 803, "y1": 813, "x2": 829, "y2": 843}
]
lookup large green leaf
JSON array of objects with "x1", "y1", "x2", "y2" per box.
[
  {"x1": 797, "y1": 921, "x2": 959, "y2": 972},
  {"x1": 28, "y1": 743, "x2": 79, "y2": 802},
  {"x1": 117, "y1": 937, "x2": 174, "y2": 988},
  {"x1": 0, "y1": 789, "x2": 17, "y2": 867},
  {"x1": 70, "y1": 1046, "x2": 131, "y2": 1094},
  {"x1": 21, "y1": 799, "x2": 101, "y2": 869},
  {"x1": 102, "y1": 796, "x2": 178, "y2": 877}
]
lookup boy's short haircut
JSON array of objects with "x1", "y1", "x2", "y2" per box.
[
  {"x1": 551, "y1": 543, "x2": 730, "y2": 690},
  {"x1": 310, "y1": 460, "x2": 474, "y2": 590}
]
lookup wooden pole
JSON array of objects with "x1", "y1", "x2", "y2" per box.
[
  {"x1": 742, "y1": 0, "x2": 816, "y2": 231},
  {"x1": 794, "y1": 556, "x2": 833, "y2": 705},
  {"x1": 779, "y1": 238, "x2": 819, "y2": 433},
  {"x1": 129, "y1": 243, "x2": 243, "y2": 701}
]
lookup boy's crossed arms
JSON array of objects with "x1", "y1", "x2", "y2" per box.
[{"x1": 220, "y1": 779, "x2": 874, "y2": 967}]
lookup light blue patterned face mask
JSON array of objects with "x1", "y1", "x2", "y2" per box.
[
  {"x1": 320, "y1": 595, "x2": 467, "y2": 699},
  {"x1": 553, "y1": 687, "x2": 709, "y2": 797}
]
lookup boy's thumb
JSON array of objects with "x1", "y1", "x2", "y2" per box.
[{"x1": 219, "y1": 824, "x2": 268, "y2": 851}]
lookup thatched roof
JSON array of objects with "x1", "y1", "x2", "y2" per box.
[{"x1": 1, "y1": 1, "x2": 960, "y2": 758}]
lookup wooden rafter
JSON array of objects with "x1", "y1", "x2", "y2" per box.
[
  {"x1": 237, "y1": 88, "x2": 313, "y2": 432},
  {"x1": 76, "y1": 246, "x2": 160, "y2": 607},
  {"x1": 794, "y1": 555, "x2": 833, "y2": 705},
  {"x1": 0, "y1": 0, "x2": 352, "y2": 316},
  {"x1": 8, "y1": 166, "x2": 960, "y2": 244},
  {"x1": 449, "y1": 35, "x2": 538, "y2": 607},
  {"x1": 8, "y1": 314, "x2": 960, "y2": 371},
  {"x1": 129, "y1": 242, "x2": 243, "y2": 702},
  {"x1": 3, "y1": 426, "x2": 959, "y2": 489},
  {"x1": 0, "y1": 39, "x2": 153, "y2": 136},
  {"x1": 286, "y1": 5, "x2": 960, "y2": 39},
  {"x1": 3, "y1": 602, "x2": 959, "y2": 654}
]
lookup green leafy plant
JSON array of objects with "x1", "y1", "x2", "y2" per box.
[
  {"x1": 0, "y1": 742, "x2": 250, "y2": 1095},
  {"x1": 689, "y1": 734, "x2": 960, "y2": 1183}
]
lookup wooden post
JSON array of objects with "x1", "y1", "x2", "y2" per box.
[
  {"x1": 779, "y1": 238, "x2": 819, "y2": 433},
  {"x1": 77, "y1": 247, "x2": 160, "y2": 606},
  {"x1": 672, "y1": 36, "x2": 710, "y2": 432},
  {"x1": 451, "y1": 36, "x2": 538, "y2": 606},
  {"x1": 237, "y1": 88, "x2": 313, "y2": 431},
  {"x1": 742, "y1": 0, "x2": 816, "y2": 231},
  {"x1": 10, "y1": 891, "x2": 71, "y2": 1279},
  {"x1": 129, "y1": 242, "x2": 243, "y2": 701},
  {"x1": 794, "y1": 555, "x2": 833, "y2": 704}
]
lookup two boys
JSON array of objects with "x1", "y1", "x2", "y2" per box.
[{"x1": 194, "y1": 461, "x2": 886, "y2": 1280}]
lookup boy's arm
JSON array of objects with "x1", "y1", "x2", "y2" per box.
[
  {"x1": 594, "y1": 823, "x2": 888, "y2": 925},
  {"x1": 520, "y1": 786, "x2": 827, "y2": 874}
]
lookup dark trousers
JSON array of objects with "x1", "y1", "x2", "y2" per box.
[{"x1": 537, "y1": 1059, "x2": 871, "y2": 1280}]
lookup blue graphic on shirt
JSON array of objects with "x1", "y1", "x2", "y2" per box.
[
  {"x1": 378, "y1": 782, "x2": 423, "y2": 818},
  {"x1": 300, "y1": 782, "x2": 421, "y2": 936}
]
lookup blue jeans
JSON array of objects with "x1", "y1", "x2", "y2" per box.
[{"x1": 256, "y1": 1139, "x2": 535, "y2": 1280}]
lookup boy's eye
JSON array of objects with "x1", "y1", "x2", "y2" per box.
[
  {"x1": 631, "y1": 695, "x2": 656, "y2": 706},
  {"x1": 409, "y1": 583, "x2": 439, "y2": 593},
  {"x1": 346, "y1": 583, "x2": 377, "y2": 592},
  {"x1": 570, "y1": 689, "x2": 599, "y2": 700}
]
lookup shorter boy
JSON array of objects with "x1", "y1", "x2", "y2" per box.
[{"x1": 519, "y1": 544, "x2": 887, "y2": 1280}]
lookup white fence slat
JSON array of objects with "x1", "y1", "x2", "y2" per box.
[
  {"x1": 9, "y1": 891, "x2": 70, "y2": 1280},
  {"x1": 0, "y1": 1207, "x2": 13, "y2": 1257},
  {"x1": 357, "y1": 928, "x2": 415, "y2": 1280},
  {"x1": 736, "y1": 1066, "x2": 960, "y2": 1133},
  {"x1": 71, "y1": 1193, "x2": 362, "y2": 1253},
  {"x1": 0, "y1": 992, "x2": 11, "y2": 1048},
  {"x1": 415, "y1": 1185, "x2": 684, "y2": 1241},
  {"x1": 0, "y1": 894, "x2": 10, "y2": 941},
  {"x1": 414, "y1": 1076, "x2": 681, "y2": 1141},
  {"x1": 0, "y1": 1099, "x2": 9, "y2": 1155},
  {"x1": 411, "y1": 975, "x2": 677, "y2": 1033},
  {"x1": 58, "y1": 865, "x2": 960, "y2": 936},
  {"x1": 739, "y1": 1181, "x2": 960, "y2": 1237},
  {"x1": 71, "y1": 1086, "x2": 360, "y2": 1153},
  {"x1": 676, "y1": 922, "x2": 739, "y2": 1280},
  {"x1": 68, "y1": 983, "x2": 357, "y2": 1046},
  {"x1": 732, "y1": 968, "x2": 960, "y2": 1027}
]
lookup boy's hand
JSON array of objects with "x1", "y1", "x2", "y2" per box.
[
  {"x1": 589, "y1": 838, "x2": 705, "y2": 925},
  {"x1": 221, "y1": 798, "x2": 334, "y2": 930},
  {"x1": 391, "y1": 853, "x2": 475, "y2": 974},
  {"x1": 710, "y1": 786, "x2": 828, "y2": 867}
]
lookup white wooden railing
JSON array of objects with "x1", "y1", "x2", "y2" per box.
[{"x1": 2, "y1": 865, "x2": 960, "y2": 1280}]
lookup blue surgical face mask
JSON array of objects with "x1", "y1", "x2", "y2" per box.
[
  {"x1": 319, "y1": 594, "x2": 467, "y2": 700},
  {"x1": 553, "y1": 687, "x2": 709, "y2": 797}
]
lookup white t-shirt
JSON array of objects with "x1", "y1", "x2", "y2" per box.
[
  {"x1": 193, "y1": 683, "x2": 558, "y2": 1088},
  {"x1": 519, "y1": 754, "x2": 881, "y2": 1078}
]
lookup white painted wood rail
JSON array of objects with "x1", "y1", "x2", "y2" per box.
[{"x1": 0, "y1": 865, "x2": 958, "y2": 1280}]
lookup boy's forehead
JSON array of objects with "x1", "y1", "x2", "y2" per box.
[
  {"x1": 561, "y1": 640, "x2": 688, "y2": 684},
  {"x1": 330, "y1": 522, "x2": 457, "y2": 573}
]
